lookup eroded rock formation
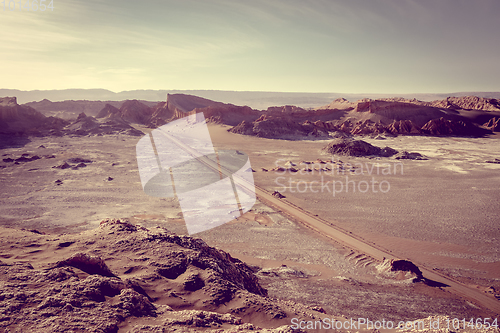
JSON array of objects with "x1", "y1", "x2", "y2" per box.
[{"x1": 0, "y1": 219, "x2": 322, "y2": 332}]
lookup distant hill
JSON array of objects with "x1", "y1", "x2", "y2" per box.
[
  {"x1": 24, "y1": 99, "x2": 158, "y2": 119},
  {"x1": 0, "y1": 96, "x2": 143, "y2": 137},
  {"x1": 229, "y1": 95, "x2": 500, "y2": 138},
  {"x1": 2, "y1": 88, "x2": 500, "y2": 110},
  {"x1": 2, "y1": 92, "x2": 500, "y2": 140},
  {"x1": 96, "y1": 100, "x2": 154, "y2": 124},
  {"x1": 0, "y1": 97, "x2": 47, "y2": 133}
]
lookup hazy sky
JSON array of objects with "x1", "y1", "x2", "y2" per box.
[{"x1": 1, "y1": 0, "x2": 499, "y2": 93}]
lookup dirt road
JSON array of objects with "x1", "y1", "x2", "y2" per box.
[
  {"x1": 160, "y1": 128, "x2": 500, "y2": 316},
  {"x1": 254, "y1": 185, "x2": 500, "y2": 316}
]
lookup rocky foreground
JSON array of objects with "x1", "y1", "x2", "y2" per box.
[
  {"x1": 2, "y1": 219, "x2": 499, "y2": 333},
  {"x1": 0, "y1": 219, "x2": 324, "y2": 332}
]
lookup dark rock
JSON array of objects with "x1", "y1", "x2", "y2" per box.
[
  {"x1": 311, "y1": 306, "x2": 326, "y2": 313},
  {"x1": 387, "y1": 120, "x2": 421, "y2": 135},
  {"x1": 483, "y1": 117, "x2": 500, "y2": 132},
  {"x1": 57, "y1": 241, "x2": 75, "y2": 248},
  {"x1": 394, "y1": 151, "x2": 428, "y2": 160},
  {"x1": 28, "y1": 229, "x2": 44, "y2": 235},
  {"x1": 230, "y1": 117, "x2": 329, "y2": 139},
  {"x1": 380, "y1": 146, "x2": 399, "y2": 157},
  {"x1": 53, "y1": 162, "x2": 71, "y2": 169},
  {"x1": 66, "y1": 157, "x2": 92, "y2": 164},
  {"x1": 116, "y1": 288, "x2": 156, "y2": 317},
  {"x1": 155, "y1": 258, "x2": 189, "y2": 279},
  {"x1": 13, "y1": 155, "x2": 40, "y2": 162},
  {"x1": 421, "y1": 117, "x2": 486, "y2": 136},
  {"x1": 99, "y1": 218, "x2": 138, "y2": 232},
  {"x1": 322, "y1": 138, "x2": 398, "y2": 157},
  {"x1": 182, "y1": 273, "x2": 205, "y2": 291},
  {"x1": 76, "y1": 112, "x2": 87, "y2": 121},
  {"x1": 229, "y1": 120, "x2": 256, "y2": 136},
  {"x1": 54, "y1": 252, "x2": 115, "y2": 277},
  {"x1": 390, "y1": 259, "x2": 423, "y2": 279},
  {"x1": 272, "y1": 191, "x2": 286, "y2": 199},
  {"x1": 14, "y1": 156, "x2": 31, "y2": 162}
]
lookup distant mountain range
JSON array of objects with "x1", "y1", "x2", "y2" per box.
[
  {"x1": 2, "y1": 88, "x2": 500, "y2": 110},
  {"x1": 24, "y1": 99, "x2": 159, "y2": 119},
  {"x1": 1, "y1": 93, "x2": 499, "y2": 140}
]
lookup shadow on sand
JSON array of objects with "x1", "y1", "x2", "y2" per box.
[{"x1": 0, "y1": 134, "x2": 31, "y2": 149}]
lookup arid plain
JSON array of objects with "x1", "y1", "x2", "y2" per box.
[
  {"x1": 1, "y1": 125, "x2": 499, "y2": 320},
  {"x1": 1, "y1": 94, "x2": 500, "y2": 332}
]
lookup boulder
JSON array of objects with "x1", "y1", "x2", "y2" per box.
[
  {"x1": 53, "y1": 162, "x2": 71, "y2": 169},
  {"x1": 272, "y1": 191, "x2": 286, "y2": 199},
  {"x1": 322, "y1": 138, "x2": 398, "y2": 157},
  {"x1": 394, "y1": 151, "x2": 428, "y2": 160}
]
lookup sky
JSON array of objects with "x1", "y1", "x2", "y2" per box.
[{"x1": 1, "y1": 0, "x2": 499, "y2": 94}]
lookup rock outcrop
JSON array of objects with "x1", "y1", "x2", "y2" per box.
[
  {"x1": 317, "y1": 97, "x2": 356, "y2": 111},
  {"x1": 322, "y1": 138, "x2": 398, "y2": 157},
  {"x1": 96, "y1": 103, "x2": 121, "y2": 119},
  {"x1": 377, "y1": 258, "x2": 423, "y2": 282},
  {"x1": 227, "y1": 95, "x2": 498, "y2": 139},
  {"x1": 420, "y1": 117, "x2": 483, "y2": 136},
  {"x1": 118, "y1": 100, "x2": 153, "y2": 124},
  {"x1": 0, "y1": 220, "x2": 322, "y2": 332},
  {"x1": 387, "y1": 120, "x2": 422, "y2": 135},
  {"x1": 97, "y1": 100, "x2": 152, "y2": 124},
  {"x1": 483, "y1": 117, "x2": 500, "y2": 132},
  {"x1": 0, "y1": 97, "x2": 48, "y2": 133},
  {"x1": 24, "y1": 99, "x2": 125, "y2": 118},
  {"x1": 429, "y1": 96, "x2": 500, "y2": 111},
  {"x1": 230, "y1": 117, "x2": 329, "y2": 139},
  {"x1": 148, "y1": 94, "x2": 260, "y2": 127},
  {"x1": 64, "y1": 115, "x2": 144, "y2": 136},
  {"x1": 272, "y1": 191, "x2": 286, "y2": 199},
  {"x1": 0, "y1": 97, "x2": 147, "y2": 137},
  {"x1": 394, "y1": 151, "x2": 428, "y2": 160}
]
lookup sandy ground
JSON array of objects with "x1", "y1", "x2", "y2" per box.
[
  {"x1": 208, "y1": 126, "x2": 500, "y2": 284},
  {"x1": 1, "y1": 126, "x2": 499, "y2": 325}
]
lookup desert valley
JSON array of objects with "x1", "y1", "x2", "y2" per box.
[{"x1": 1, "y1": 92, "x2": 500, "y2": 332}]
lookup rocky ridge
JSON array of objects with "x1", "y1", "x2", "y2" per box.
[
  {"x1": 229, "y1": 95, "x2": 500, "y2": 139},
  {"x1": 3, "y1": 94, "x2": 500, "y2": 139},
  {"x1": 0, "y1": 96, "x2": 144, "y2": 137},
  {"x1": 0, "y1": 219, "x2": 326, "y2": 332},
  {"x1": 24, "y1": 99, "x2": 126, "y2": 119},
  {"x1": 0, "y1": 97, "x2": 48, "y2": 133},
  {"x1": 97, "y1": 100, "x2": 154, "y2": 125}
]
